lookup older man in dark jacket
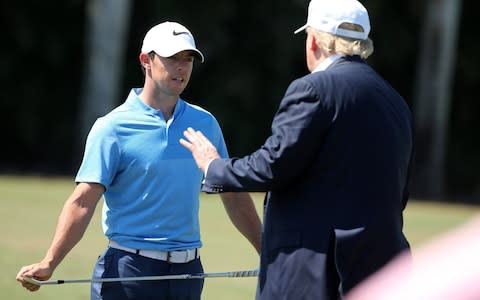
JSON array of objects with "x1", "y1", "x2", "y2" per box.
[{"x1": 180, "y1": 0, "x2": 414, "y2": 299}]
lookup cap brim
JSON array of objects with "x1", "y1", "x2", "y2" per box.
[
  {"x1": 154, "y1": 47, "x2": 205, "y2": 63},
  {"x1": 191, "y1": 49, "x2": 205, "y2": 63},
  {"x1": 294, "y1": 24, "x2": 308, "y2": 34}
]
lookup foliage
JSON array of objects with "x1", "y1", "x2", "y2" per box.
[{"x1": 1, "y1": 0, "x2": 478, "y2": 199}]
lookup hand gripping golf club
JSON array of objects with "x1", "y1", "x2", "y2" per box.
[{"x1": 24, "y1": 269, "x2": 259, "y2": 286}]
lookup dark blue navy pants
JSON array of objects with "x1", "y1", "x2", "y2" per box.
[{"x1": 91, "y1": 247, "x2": 204, "y2": 300}]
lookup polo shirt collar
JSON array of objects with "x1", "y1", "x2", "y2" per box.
[{"x1": 126, "y1": 88, "x2": 185, "y2": 119}]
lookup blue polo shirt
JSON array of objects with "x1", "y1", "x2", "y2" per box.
[{"x1": 76, "y1": 88, "x2": 228, "y2": 251}]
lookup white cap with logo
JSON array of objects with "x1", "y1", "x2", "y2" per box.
[
  {"x1": 294, "y1": 0, "x2": 371, "y2": 40},
  {"x1": 141, "y1": 21, "x2": 205, "y2": 63}
]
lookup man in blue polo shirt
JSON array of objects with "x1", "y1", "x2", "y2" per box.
[{"x1": 16, "y1": 21, "x2": 262, "y2": 300}]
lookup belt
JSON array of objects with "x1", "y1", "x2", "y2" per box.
[{"x1": 109, "y1": 241, "x2": 200, "y2": 263}]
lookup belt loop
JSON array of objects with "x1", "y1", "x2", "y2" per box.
[
  {"x1": 167, "y1": 251, "x2": 172, "y2": 263},
  {"x1": 195, "y1": 248, "x2": 198, "y2": 258},
  {"x1": 135, "y1": 249, "x2": 140, "y2": 255}
]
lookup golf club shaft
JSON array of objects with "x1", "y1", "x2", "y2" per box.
[{"x1": 24, "y1": 269, "x2": 259, "y2": 285}]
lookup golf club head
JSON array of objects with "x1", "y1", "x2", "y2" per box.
[{"x1": 23, "y1": 277, "x2": 43, "y2": 285}]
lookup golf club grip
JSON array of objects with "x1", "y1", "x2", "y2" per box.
[
  {"x1": 228, "y1": 269, "x2": 259, "y2": 277},
  {"x1": 200, "y1": 269, "x2": 259, "y2": 278}
]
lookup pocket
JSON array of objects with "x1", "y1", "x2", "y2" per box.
[
  {"x1": 92, "y1": 248, "x2": 110, "y2": 279},
  {"x1": 102, "y1": 248, "x2": 116, "y2": 275},
  {"x1": 99, "y1": 248, "x2": 120, "y2": 298},
  {"x1": 91, "y1": 248, "x2": 112, "y2": 299}
]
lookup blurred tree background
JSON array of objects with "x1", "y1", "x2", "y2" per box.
[{"x1": 1, "y1": 0, "x2": 478, "y2": 202}]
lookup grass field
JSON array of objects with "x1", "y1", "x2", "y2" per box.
[{"x1": 1, "y1": 175, "x2": 479, "y2": 299}]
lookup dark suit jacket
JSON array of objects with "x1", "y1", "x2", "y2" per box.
[{"x1": 203, "y1": 56, "x2": 414, "y2": 300}]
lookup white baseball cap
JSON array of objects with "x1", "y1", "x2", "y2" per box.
[
  {"x1": 141, "y1": 21, "x2": 205, "y2": 63},
  {"x1": 294, "y1": 0, "x2": 371, "y2": 40}
]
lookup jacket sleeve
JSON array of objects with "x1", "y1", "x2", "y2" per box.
[{"x1": 202, "y1": 77, "x2": 336, "y2": 193}]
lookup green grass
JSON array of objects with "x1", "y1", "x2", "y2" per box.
[{"x1": 1, "y1": 175, "x2": 479, "y2": 299}]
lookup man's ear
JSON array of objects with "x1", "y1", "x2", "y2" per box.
[
  {"x1": 139, "y1": 53, "x2": 151, "y2": 70},
  {"x1": 309, "y1": 34, "x2": 318, "y2": 52}
]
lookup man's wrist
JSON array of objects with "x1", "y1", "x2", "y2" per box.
[{"x1": 204, "y1": 159, "x2": 214, "y2": 177}]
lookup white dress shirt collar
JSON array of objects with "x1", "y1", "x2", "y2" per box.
[{"x1": 312, "y1": 54, "x2": 342, "y2": 73}]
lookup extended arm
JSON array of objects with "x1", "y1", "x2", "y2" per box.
[
  {"x1": 180, "y1": 79, "x2": 334, "y2": 191},
  {"x1": 220, "y1": 192, "x2": 262, "y2": 254},
  {"x1": 16, "y1": 182, "x2": 104, "y2": 291}
]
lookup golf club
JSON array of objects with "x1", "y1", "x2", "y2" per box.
[{"x1": 24, "y1": 269, "x2": 259, "y2": 285}]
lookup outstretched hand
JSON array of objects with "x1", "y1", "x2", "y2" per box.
[{"x1": 180, "y1": 127, "x2": 221, "y2": 173}]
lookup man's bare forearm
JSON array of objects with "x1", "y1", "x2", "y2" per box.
[
  {"x1": 220, "y1": 192, "x2": 262, "y2": 253},
  {"x1": 42, "y1": 183, "x2": 104, "y2": 270}
]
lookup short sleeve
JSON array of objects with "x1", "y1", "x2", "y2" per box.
[{"x1": 75, "y1": 118, "x2": 121, "y2": 190}]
